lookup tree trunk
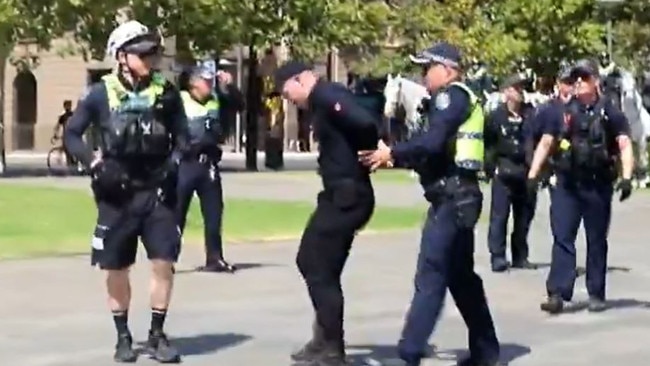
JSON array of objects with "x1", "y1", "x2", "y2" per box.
[{"x1": 245, "y1": 44, "x2": 259, "y2": 171}]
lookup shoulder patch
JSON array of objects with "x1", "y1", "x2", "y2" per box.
[{"x1": 435, "y1": 92, "x2": 450, "y2": 110}]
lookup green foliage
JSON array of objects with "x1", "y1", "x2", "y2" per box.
[{"x1": 4, "y1": 0, "x2": 650, "y2": 76}]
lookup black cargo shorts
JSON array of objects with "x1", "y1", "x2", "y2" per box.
[{"x1": 90, "y1": 189, "x2": 181, "y2": 270}]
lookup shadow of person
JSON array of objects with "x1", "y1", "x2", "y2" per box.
[
  {"x1": 348, "y1": 343, "x2": 529, "y2": 365},
  {"x1": 606, "y1": 298, "x2": 650, "y2": 310},
  {"x1": 575, "y1": 265, "x2": 631, "y2": 278},
  {"x1": 174, "y1": 262, "x2": 282, "y2": 275},
  {"x1": 137, "y1": 332, "x2": 252, "y2": 357}
]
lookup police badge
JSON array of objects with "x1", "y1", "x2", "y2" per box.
[{"x1": 435, "y1": 92, "x2": 450, "y2": 110}]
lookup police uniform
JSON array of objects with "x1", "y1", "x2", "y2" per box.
[
  {"x1": 275, "y1": 61, "x2": 377, "y2": 366},
  {"x1": 537, "y1": 59, "x2": 632, "y2": 314},
  {"x1": 393, "y1": 42, "x2": 500, "y2": 366},
  {"x1": 175, "y1": 67, "x2": 234, "y2": 273},
  {"x1": 65, "y1": 71, "x2": 188, "y2": 271},
  {"x1": 485, "y1": 75, "x2": 538, "y2": 272}
]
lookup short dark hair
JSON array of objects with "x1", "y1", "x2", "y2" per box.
[{"x1": 63, "y1": 100, "x2": 72, "y2": 106}]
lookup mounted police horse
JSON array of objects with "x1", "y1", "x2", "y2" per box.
[{"x1": 383, "y1": 74, "x2": 430, "y2": 141}]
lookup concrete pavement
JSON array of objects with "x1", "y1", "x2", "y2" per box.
[{"x1": 1, "y1": 174, "x2": 650, "y2": 365}]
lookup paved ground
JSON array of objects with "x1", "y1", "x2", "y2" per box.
[{"x1": 2, "y1": 172, "x2": 650, "y2": 365}]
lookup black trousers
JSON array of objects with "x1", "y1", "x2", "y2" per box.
[{"x1": 296, "y1": 179, "x2": 375, "y2": 342}]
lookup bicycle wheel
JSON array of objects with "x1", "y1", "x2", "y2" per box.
[{"x1": 47, "y1": 146, "x2": 68, "y2": 175}]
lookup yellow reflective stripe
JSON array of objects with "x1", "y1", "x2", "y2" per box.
[
  {"x1": 180, "y1": 91, "x2": 220, "y2": 119},
  {"x1": 450, "y1": 82, "x2": 485, "y2": 171},
  {"x1": 102, "y1": 72, "x2": 166, "y2": 110}
]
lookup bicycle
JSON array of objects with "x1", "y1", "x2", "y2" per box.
[{"x1": 47, "y1": 135, "x2": 80, "y2": 175}]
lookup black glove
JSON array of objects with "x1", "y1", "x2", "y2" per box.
[
  {"x1": 526, "y1": 177, "x2": 539, "y2": 196},
  {"x1": 91, "y1": 159, "x2": 128, "y2": 192},
  {"x1": 616, "y1": 178, "x2": 632, "y2": 202}
]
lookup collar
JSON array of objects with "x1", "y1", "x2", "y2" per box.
[
  {"x1": 307, "y1": 79, "x2": 326, "y2": 110},
  {"x1": 117, "y1": 72, "x2": 153, "y2": 92},
  {"x1": 189, "y1": 91, "x2": 214, "y2": 104}
]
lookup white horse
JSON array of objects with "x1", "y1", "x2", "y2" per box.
[
  {"x1": 383, "y1": 74, "x2": 430, "y2": 138},
  {"x1": 619, "y1": 69, "x2": 650, "y2": 187}
]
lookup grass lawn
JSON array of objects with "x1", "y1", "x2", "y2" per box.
[{"x1": 0, "y1": 184, "x2": 425, "y2": 259}]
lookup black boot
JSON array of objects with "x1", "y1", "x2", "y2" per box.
[
  {"x1": 456, "y1": 356, "x2": 505, "y2": 366},
  {"x1": 291, "y1": 320, "x2": 326, "y2": 362},
  {"x1": 540, "y1": 294, "x2": 564, "y2": 314},
  {"x1": 511, "y1": 259, "x2": 538, "y2": 270},
  {"x1": 588, "y1": 297, "x2": 607, "y2": 313},
  {"x1": 197, "y1": 259, "x2": 237, "y2": 273},
  {"x1": 145, "y1": 330, "x2": 181, "y2": 363},
  {"x1": 312, "y1": 340, "x2": 347, "y2": 366},
  {"x1": 113, "y1": 333, "x2": 138, "y2": 363}
]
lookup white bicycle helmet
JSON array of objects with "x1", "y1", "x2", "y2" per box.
[{"x1": 106, "y1": 20, "x2": 151, "y2": 59}]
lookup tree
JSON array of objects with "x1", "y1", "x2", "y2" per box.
[{"x1": 490, "y1": 0, "x2": 603, "y2": 76}]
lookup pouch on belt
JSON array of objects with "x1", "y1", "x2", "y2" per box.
[{"x1": 424, "y1": 178, "x2": 482, "y2": 229}]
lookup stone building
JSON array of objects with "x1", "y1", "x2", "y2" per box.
[{"x1": 0, "y1": 36, "x2": 348, "y2": 154}]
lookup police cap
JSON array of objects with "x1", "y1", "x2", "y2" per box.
[
  {"x1": 409, "y1": 41, "x2": 462, "y2": 69},
  {"x1": 189, "y1": 65, "x2": 215, "y2": 81},
  {"x1": 121, "y1": 33, "x2": 161, "y2": 55},
  {"x1": 571, "y1": 58, "x2": 599, "y2": 79},
  {"x1": 274, "y1": 60, "x2": 313, "y2": 92},
  {"x1": 557, "y1": 66, "x2": 573, "y2": 82},
  {"x1": 500, "y1": 73, "x2": 527, "y2": 90}
]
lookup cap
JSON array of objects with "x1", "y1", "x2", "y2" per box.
[
  {"x1": 557, "y1": 66, "x2": 573, "y2": 82},
  {"x1": 121, "y1": 33, "x2": 161, "y2": 55},
  {"x1": 274, "y1": 60, "x2": 312, "y2": 92},
  {"x1": 571, "y1": 59, "x2": 599, "y2": 78},
  {"x1": 409, "y1": 41, "x2": 462, "y2": 68},
  {"x1": 500, "y1": 73, "x2": 527, "y2": 89},
  {"x1": 189, "y1": 66, "x2": 216, "y2": 81}
]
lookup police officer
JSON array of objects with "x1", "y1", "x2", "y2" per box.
[
  {"x1": 360, "y1": 42, "x2": 501, "y2": 366},
  {"x1": 485, "y1": 74, "x2": 538, "y2": 272},
  {"x1": 176, "y1": 66, "x2": 235, "y2": 273},
  {"x1": 63, "y1": 20, "x2": 188, "y2": 363},
  {"x1": 527, "y1": 58, "x2": 634, "y2": 314},
  {"x1": 275, "y1": 61, "x2": 378, "y2": 366},
  {"x1": 530, "y1": 64, "x2": 576, "y2": 188}
]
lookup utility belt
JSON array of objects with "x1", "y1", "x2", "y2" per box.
[
  {"x1": 495, "y1": 156, "x2": 527, "y2": 181},
  {"x1": 91, "y1": 158, "x2": 175, "y2": 206},
  {"x1": 423, "y1": 174, "x2": 482, "y2": 229},
  {"x1": 184, "y1": 147, "x2": 222, "y2": 165}
]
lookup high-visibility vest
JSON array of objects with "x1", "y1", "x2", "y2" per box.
[{"x1": 450, "y1": 81, "x2": 485, "y2": 171}]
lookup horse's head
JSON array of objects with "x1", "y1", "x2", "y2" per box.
[{"x1": 383, "y1": 74, "x2": 402, "y2": 118}]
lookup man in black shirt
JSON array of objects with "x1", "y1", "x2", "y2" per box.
[{"x1": 274, "y1": 61, "x2": 378, "y2": 366}]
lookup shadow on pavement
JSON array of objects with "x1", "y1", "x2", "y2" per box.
[
  {"x1": 348, "y1": 343, "x2": 529, "y2": 365},
  {"x1": 544, "y1": 297, "x2": 650, "y2": 315},
  {"x1": 575, "y1": 265, "x2": 631, "y2": 278},
  {"x1": 174, "y1": 262, "x2": 281, "y2": 275},
  {"x1": 137, "y1": 332, "x2": 252, "y2": 357}
]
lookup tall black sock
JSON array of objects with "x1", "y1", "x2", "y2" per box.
[
  {"x1": 150, "y1": 308, "x2": 167, "y2": 333},
  {"x1": 112, "y1": 310, "x2": 130, "y2": 336}
]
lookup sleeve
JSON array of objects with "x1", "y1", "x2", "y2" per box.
[
  {"x1": 605, "y1": 99, "x2": 630, "y2": 137},
  {"x1": 539, "y1": 104, "x2": 562, "y2": 137},
  {"x1": 483, "y1": 108, "x2": 499, "y2": 149},
  {"x1": 63, "y1": 85, "x2": 100, "y2": 168},
  {"x1": 163, "y1": 85, "x2": 190, "y2": 157},
  {"x1": 219, "y1": 84, "x2": 245, "y2": 112},
  {"x1": 312, "y1": 83, "x2": 379, "y2": 146},
  {"x1": 391, "y1": 85, "x2": 471, "y2": 161}
]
